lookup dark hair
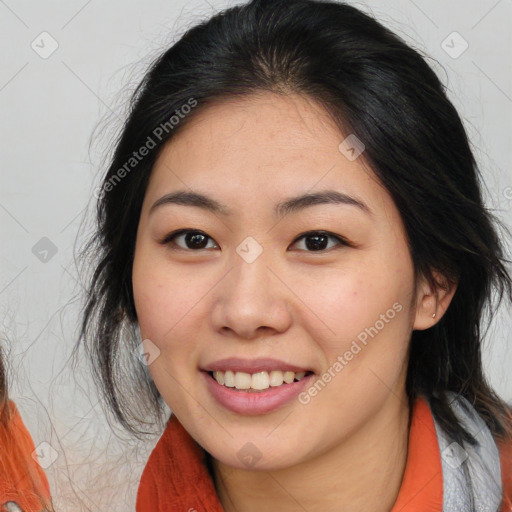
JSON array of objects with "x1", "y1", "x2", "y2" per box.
[{"x1": 77, "y1": 0, "x2": 512, "y2": 447}]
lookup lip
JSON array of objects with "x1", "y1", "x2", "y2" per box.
[
  {"x1": 202, "y1": 357, "x2": 313, "y2": 374},
  {"x1": 202, "y1": 369, "x2": 315, "y2": 415}
]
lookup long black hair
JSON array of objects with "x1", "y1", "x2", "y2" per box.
[{"x1": 77, "y1": 0, "x2": 512, "y2": 448}]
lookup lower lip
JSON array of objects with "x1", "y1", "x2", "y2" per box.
[{"x1": 202, "y1": 371, "x2": 314, "y2": 415}]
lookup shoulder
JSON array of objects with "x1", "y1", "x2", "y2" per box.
[
  {"x1": 0, "y1": 400, "x2": 38, "y2": 456},
  {"x1": 0, "y1": 400, "x2": 52, "y2": 511},
  {"x1": 498, "y1": 436, "x2": 512, "y2": 512}
]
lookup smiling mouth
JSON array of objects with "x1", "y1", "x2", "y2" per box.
[{"x1": 207, "y1": 369, "x2": 314, "y2": 392}]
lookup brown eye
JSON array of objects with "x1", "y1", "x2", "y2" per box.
[
  {"x1": 290, "y1": 231, "x2": 349, "y2": 252},
  {"x1": 160, "y1": 229, "x2": 351, "y2": 253},
  {"x1": 160, "y1": 229, "x2": 218, "y2": 250}
]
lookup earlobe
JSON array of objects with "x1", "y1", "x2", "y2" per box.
[{"x1": 412, "y1": 271, "x2": 457, "y2": 331}]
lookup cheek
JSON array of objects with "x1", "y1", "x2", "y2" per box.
[
  {"x1": 132, "y1": 253, "x2": 208, "y2": 412},
  {"x1": 300, "y1": 266, "x2": 412, "y2": 423},
  {"x1": 132, "y1": 246, "x2": 197, "y2": 350},
  {"x1": 296, "y1": 260, "x2": 410, "y2": 351},
  {"x1": 133, "y1": 274, "x2": 205, "y2": 354},
  {"x1": 293, "y1": 247, "x2": 414, "y2": 402}
]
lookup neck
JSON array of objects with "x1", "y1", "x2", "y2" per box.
[{"x1": 211, "y1": 394, "x2": 411, "y2": 512}]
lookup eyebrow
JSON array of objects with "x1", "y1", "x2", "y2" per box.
[{"x1": 149, "y1": 189, "x2": 373, "y2": 219}]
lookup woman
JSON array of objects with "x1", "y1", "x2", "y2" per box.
[
  {"x1": 0, "y1": 349, "x2": 54, "y2": 511},
  {"x1": 78, "y1": 0, "x2": 512, "y2": 510}
]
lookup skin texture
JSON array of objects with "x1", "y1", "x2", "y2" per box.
[{"x1": 132, "y1": 91, "x2": 457, "y2": 512}]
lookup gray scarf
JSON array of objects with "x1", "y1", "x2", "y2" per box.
[{"x1": 432, "y1": 392, "x2": 503, "y2": 512}]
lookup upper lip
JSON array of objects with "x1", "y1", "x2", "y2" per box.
[{"x1": 202, "y1": 357, "x2": 313, "y2": 374}]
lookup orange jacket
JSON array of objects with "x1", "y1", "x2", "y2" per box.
[
  {"x1": 136, "y1": 396, "x2": 512, "y2": 511},
  {"x1": 0, "y1": 401, "x2": 53, "y2": 512}
]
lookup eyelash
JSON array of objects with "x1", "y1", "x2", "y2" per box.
[{"x1": 159, "y1": 229, "x2": 352, "y2": 253}]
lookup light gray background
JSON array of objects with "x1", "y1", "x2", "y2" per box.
[{"x1": 1, "y1": 0, "x2": 511, "y2": 510}]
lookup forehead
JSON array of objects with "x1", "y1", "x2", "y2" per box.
[
  {"x1": 157, "y1": 92, "x2": 345, "y2": 168},
  {"x1": 143, "y1": 92, "x2": 393, "y2": 221}
]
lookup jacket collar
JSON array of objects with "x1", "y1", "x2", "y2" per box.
[{"x1": 136, "y1": 396, "x2": 444, "y2": 511}]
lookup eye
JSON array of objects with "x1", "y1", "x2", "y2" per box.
[
  {"x1": 290, "y1": 230, "x2": 350, "y2": 252},
  {"x1": 159, "y1": 229, "x2": 218, "y2": 251},
  {"x1": 160, "y1": 229, "x2": 350, "y2": 252}
]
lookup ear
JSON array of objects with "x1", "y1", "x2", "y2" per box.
[{"x1": 413, "y1": 270, "x2": 457, "y2": 330}]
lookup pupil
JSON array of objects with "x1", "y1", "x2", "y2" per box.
[
  {"x1": 183, "y1": 233, "x2": 328, "y2": 250},
  {"x1": 187, "y1": 232, "x2": 208, "y2": 249},
  {"x1": 306, "y1": 234, "x2": 327, "y2": 251}
]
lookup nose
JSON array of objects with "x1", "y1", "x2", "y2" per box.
[{"x1": 210, "y1": 251, "x2": 293, "y2": 341}]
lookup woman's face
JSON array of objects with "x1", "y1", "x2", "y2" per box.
[{"x1": 132, "y1": 91, "x2": 424, "y2": 470}]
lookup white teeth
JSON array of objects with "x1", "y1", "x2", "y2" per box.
[
  {"x1": 251, "y1": 371, "x2": 270, "y2": 390},
  {"x1": 213, "y1": 371, "x2": 224, "y2": 385},
  {"x1": 211, "y1": 369, "x2": 309, "y2": 390},
  {"x1": 283, "y1": 371, "x2": 295, "y2": 384},
  {"x1": 269, "y1": 370, "x2": 284, "y2": 387},
  {"x1": 224, "y1": 370, "x2": 235, "y2": 387},
  {"x1": 234, "y1": 372, "x2": 252, "y2": 389}
]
